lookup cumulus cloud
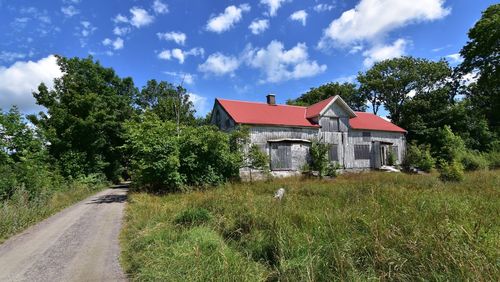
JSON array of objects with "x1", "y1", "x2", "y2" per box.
[
  {"x1": 113, "y1": 14, "x2": 129, "y2": 24},
  {"x1": 0, "y1": 51, "x2": 30, "y2": 63},
  {"x1": 318, "y1": 0, "x2": 450, "y2": 48},
  {"x1": 158, "y1": 48, "x2": 204, "y2": 64},
  {"x1": 206, "y1": 4, "x2": 251, "y2": 33},
  {"x1": 249, "y1": 19, "x2": 269, "y2": 35},
  {"x1": 157, "y1": 31, "x2": 187, "y2": 45},
  {"x1": 61, "y1": 5, "x2": 79, "y2": 17},
  {"x1": 313, "y1": 3, "x2": 334, "y2": 12},
  {"x1": 0, "y1": 55, "x2": 63, "y2": 113},
  {"x1": 243, "y1": 40, "x2": 327, "y2": 83},
  {"x1": 152, "y1": 0, "x2": 169, "y2": 14},
  {"x1": 260, "y1": 0, "x2": 287, "y2": 17},
  {"x1": 188, "y1": 92, "x2": 209, "y2": 116},
  {"x1": 164, "y1": 71, "x2": 195, "y2": 85},
  {"x1": 445, "y1": 53, "x2": 464, "y2": 65},
  {"x1": 198, "y1": 53, "x2": 240, "y2": 76},
  {"x1": 290, "y1": 10, "x2": 308, "y2": 26},
  {"x1": 103, "y1": 37, "x2": 124, "y2": 50},
  {"x1": 129, "y1": 7, "x2": 154, "y2": 28},
  {"x1": 362, "y1": 38, "x2": 408, "y2": 67},
  {"x1": 113, "y1": 26, "x2": 131, "y2": 36}
]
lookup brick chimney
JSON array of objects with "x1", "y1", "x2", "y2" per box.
[{"x1": 266, "y1": 94, "x2": 276, "y2": 105}]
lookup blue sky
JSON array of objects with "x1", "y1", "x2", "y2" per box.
[{"x1": 0, "y1": 0, "x2": 496, "y2": 117}]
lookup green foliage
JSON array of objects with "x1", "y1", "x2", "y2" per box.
[
  {"x1": 358, "y1": 56, "x2": 452, "y2": 124},
  {"x1": 122, "y1": 172, "x2": 500, "y2": 281},
  {"x1": 287, "y1": 82, "x2": 367, "y2": 111},
  {"x1": 31, "y1": 56, "x2": 136, "y2": 181},
  {"x1": 459, "y1": 4, "x2": 500, "y2": 133},
  {"x1": 123, "y1": 113, "x2": 182, "y2": 192},
  {"x1": 248, "y1": 144, "x2": 269, "y2": 171},
  {"x1": 136, "y1": 79, "x2": 195, "y2": 125},
  {"x1": 325, "y1": 162, "x2": 341, "y2": 177},
  {"x1": 309, "y1": 141, "x2": 329, "y2": 177},
  {"x1": 439, "y1": 160, "x2": 465, "y2": 182},
  {"x1": 386, "y1": 150, "x2": 396, "y2": 166},
  {"x1": 460, "y1": 151, "x2": 489, "y2": 171},
  {"x1": 485, "y1": 150, "x2": 500, "y2": 169},
  {"x1": 124, "y1": 114, "x2": 243, "y2": 192},
  {"x1": 402, "y1": 143, "x2": 435, "y2": 172},
  {"x1": 174, "y1": 207, "x2": 212, "y2": 226},
  {"x1": 433, "y1": 126, "x2": 466, "y2": 163}
]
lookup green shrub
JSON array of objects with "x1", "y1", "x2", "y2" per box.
[
  {"x1": 460, "y1": 151, "x2": 489, "y2": 171},
  {"x1": 434, "y1": 125, "x2": 466, "y2": 163},
  {"x1": 439, "y1": 161, "x2": 465, "y2": 182},
  {"x1": 386, "y1": 150, "x2": 396, "y2": 166},
  {"x1": 486, "y1": 150, "x2": 500, "y2": 169},
  {"x1": 174, "y1": 207, "x2": 212, "y2": 226},
  {"x1": 325, "y1": 162, "x2": 341, "y2": 177},
  {"x1": 310, "y1": 141, "x2": 329, "y2": 177},
  {"x1": 403, "y1": 143, "x2": 435, "y2": 172}
]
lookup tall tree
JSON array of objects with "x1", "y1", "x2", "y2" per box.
[
  {"x1": 136, "y1": 79, "x2": 195, "y2": 127},
  {"x1": 287, "y1": 82, "x2": 367, "y2": 111},
  {"x1": 30, "y1": 56, "x2": 137, "y2": 181},
  {"x1": 357, "y1": 57, "x2": 452, "y2": 124},
  {"x1": 459, "y1": 4, "x2": 500, "y2": 133}
]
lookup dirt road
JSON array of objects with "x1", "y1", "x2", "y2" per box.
[{"x1": 0, "y1": 186, "x2": 128, "y2": 282}]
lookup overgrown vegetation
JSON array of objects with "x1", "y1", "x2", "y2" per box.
[{"x1": 121, "y1": 171, "x2": 500, "y2": 281}]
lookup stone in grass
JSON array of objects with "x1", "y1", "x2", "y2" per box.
[{"x1": 274, "y1": 188, "x2": 285, "y2": 201}]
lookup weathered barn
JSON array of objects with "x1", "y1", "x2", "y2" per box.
[{"x1": 211, "y1": 94, "x2": 406, "y2": 176}]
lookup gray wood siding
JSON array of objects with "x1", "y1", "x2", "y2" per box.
[{"x1": 211, "y1": 102, "x2": 236, "y2": 131}]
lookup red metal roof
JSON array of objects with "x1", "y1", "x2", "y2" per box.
[
  {"x1": 217, "y1": 99, "x2": 319, "y2": 128},
  {"x1": 305, "y1": 96, "x2": 334, "y2": 118},
  {"x1": 216, "y1": 97, "x2": 406, "y2": 133},
  {"x1": 350, "y1": 112, "x2": 407, "y2": 133}
]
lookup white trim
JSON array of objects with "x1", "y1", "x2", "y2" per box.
[{"x1": 319, "y1": 95, "x2": 357, "y2": 118}]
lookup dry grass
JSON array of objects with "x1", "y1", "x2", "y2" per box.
[{"x1": 121, "y1": 171, "x2": 500, "y2": 281}]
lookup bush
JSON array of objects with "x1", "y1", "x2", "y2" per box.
[
  {"x1": 325, "y1": 162, "x2": 341, "y2": 177},
  {"x1": 434, "y1": 126, "x2": 466, "y2": 163},
  {"x1": 386, "y1": 150, "x2": 397, "y2": 166},
  {"x1": 439, "y1": 161, "x2": 465, "y2": 182},
  {"x1": 310, "y1": 141, "x2": 329, "y2": 177},
  {"x1": 460, "y1": 151, "x2": 489, "y2": 171},
  {"x1": 485, "y1": 150, "x2": 500, "y2": 169},
  {"x1": 403, "y1": 143, "x2": 435, "y2": 172}
]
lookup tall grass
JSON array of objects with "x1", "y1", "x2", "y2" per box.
[
  {"x1": 121, "y1": 171, "x2": 500, "y2": 281},
  {"x1": 0, "y1": 178, "x2": 107, "y2": 243}
]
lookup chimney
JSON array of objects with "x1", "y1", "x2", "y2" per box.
[{"x1": 266, "y1": 94, "x2": 276, "y2": 105}]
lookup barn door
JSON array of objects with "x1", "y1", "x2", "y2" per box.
[{"x1": 270, "y1": 142, "x2": 292, "y2": 170}]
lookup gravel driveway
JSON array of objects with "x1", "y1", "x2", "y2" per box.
[{"x1": 0, "y1": 186, "x2": 128, "y2": 282}]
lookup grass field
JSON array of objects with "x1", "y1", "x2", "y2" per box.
[
  {"x1": 121, "y1": 171, "x2": 500, "y2": 281},
  {"x1": 0, "y1": 180, "x2": 107, "y2": 243}
]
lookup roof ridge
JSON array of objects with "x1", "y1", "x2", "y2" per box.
[{"x1": 217, "y1": 98, "x2": 307, "y2": 109}]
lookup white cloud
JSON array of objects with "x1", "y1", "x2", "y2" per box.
[
  {"x1": 152, "y1": 0, "x2": 169, "y2": 14},
  {"x1": 188, "y1": 92, "x2": 208, "y2": 116},
  {"x1": 314, "y1": 3, "x2": 334, "y2": 12},
  {"x1": 318, "y1": 0, "x2": 450, "y2": 48},
  {"x1": 290, "y1": 10, "x2": 308, "y2": 26},
  {"x1": 249, "y1": 19, "x2": 269, "y2": 35},
  {"x1": 113, "y1": 14, "x2": 129, "y2": 24},
  {"x1": 164, "y1": 71, "x2": 195, "y2": 85},
  {"x1": 0, "y1": 51, "x2": 28, "y2": 63},
  {"x1": 129, "y1": 7, "x2": 154, "y2": 28},
  {"x1": 333, "y1": 75, "x2": 357, "y2": 84},
  {"x1": 157, "y1": 31, "x2": 187, "y2": 45},
  {"x1": 61, "y1": 5, "x2": 79, "y2": 17},
  {"x1": 362, "y1": 38, "x2": 408, "y2": 67},
  {"x1": 157, "y1": 47, "x2": 204, "y2": 64},
  {"x1": 445, "y1": 53, "x2": 463, "y2": 64},
  {"x1": 243, "y1": 40, "x2": 327, "y2": 83},
  {"x1": 103, "y1": 37, "x2": 124, "y2": 50},
  {"x1": 0, "y1": 55, "x2": 63, "y2": 113},
  {"x1": 113, "y1": 26, "x2": 131, "y2": 36},
  {"x1": 206, "y1": 4, "x2": 251, "y2": 33},
  {"x1": 260, "y1": 0, "x2": 287, "y2": 17},
  {"x1": 198, "y1": 53, "x2": 240, "y2": 76}
]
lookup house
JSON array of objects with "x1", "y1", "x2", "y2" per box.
[{"x1": 211, "y1": 94, "x2": 406, "y2": 176}]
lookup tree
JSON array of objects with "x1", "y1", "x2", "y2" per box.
[
  {"x1": 357, "y1": 57, "x2": 452, "y2": 124},
  {"x1": 309, "y1": 141, "x2": 329, "y2": 177},
  {"x1": 247, "y1": 144, "x2": 269, "y2": 182},
  {"x1": 459, "y1": 4, "x2": 500, "y2": 133},
  {"x1": 135, "y1": 79, "x2": 195, "y2": 128},
  {"x1": 30, "y1": 56, "x2": 136, "y2": 181},
  {"x1": 288, "y1": 82, "x2": 367, "y2": 111}
]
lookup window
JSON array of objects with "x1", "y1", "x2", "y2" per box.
[
  {"x1": 270, "y1": 142, "x2": 292, "y2": 170},
  {"x1": 354, "y1": 145, "x2": 370, "y2": 160},
  {"x1": 362, "y1": 131, "x2": 371, "y2": 141},
  {"x1": 225, "y1": 118, "x2": 231, "y2": 128},
  {"x1": 329, "y1": 144, "x2": 339, "y2": 162}
]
